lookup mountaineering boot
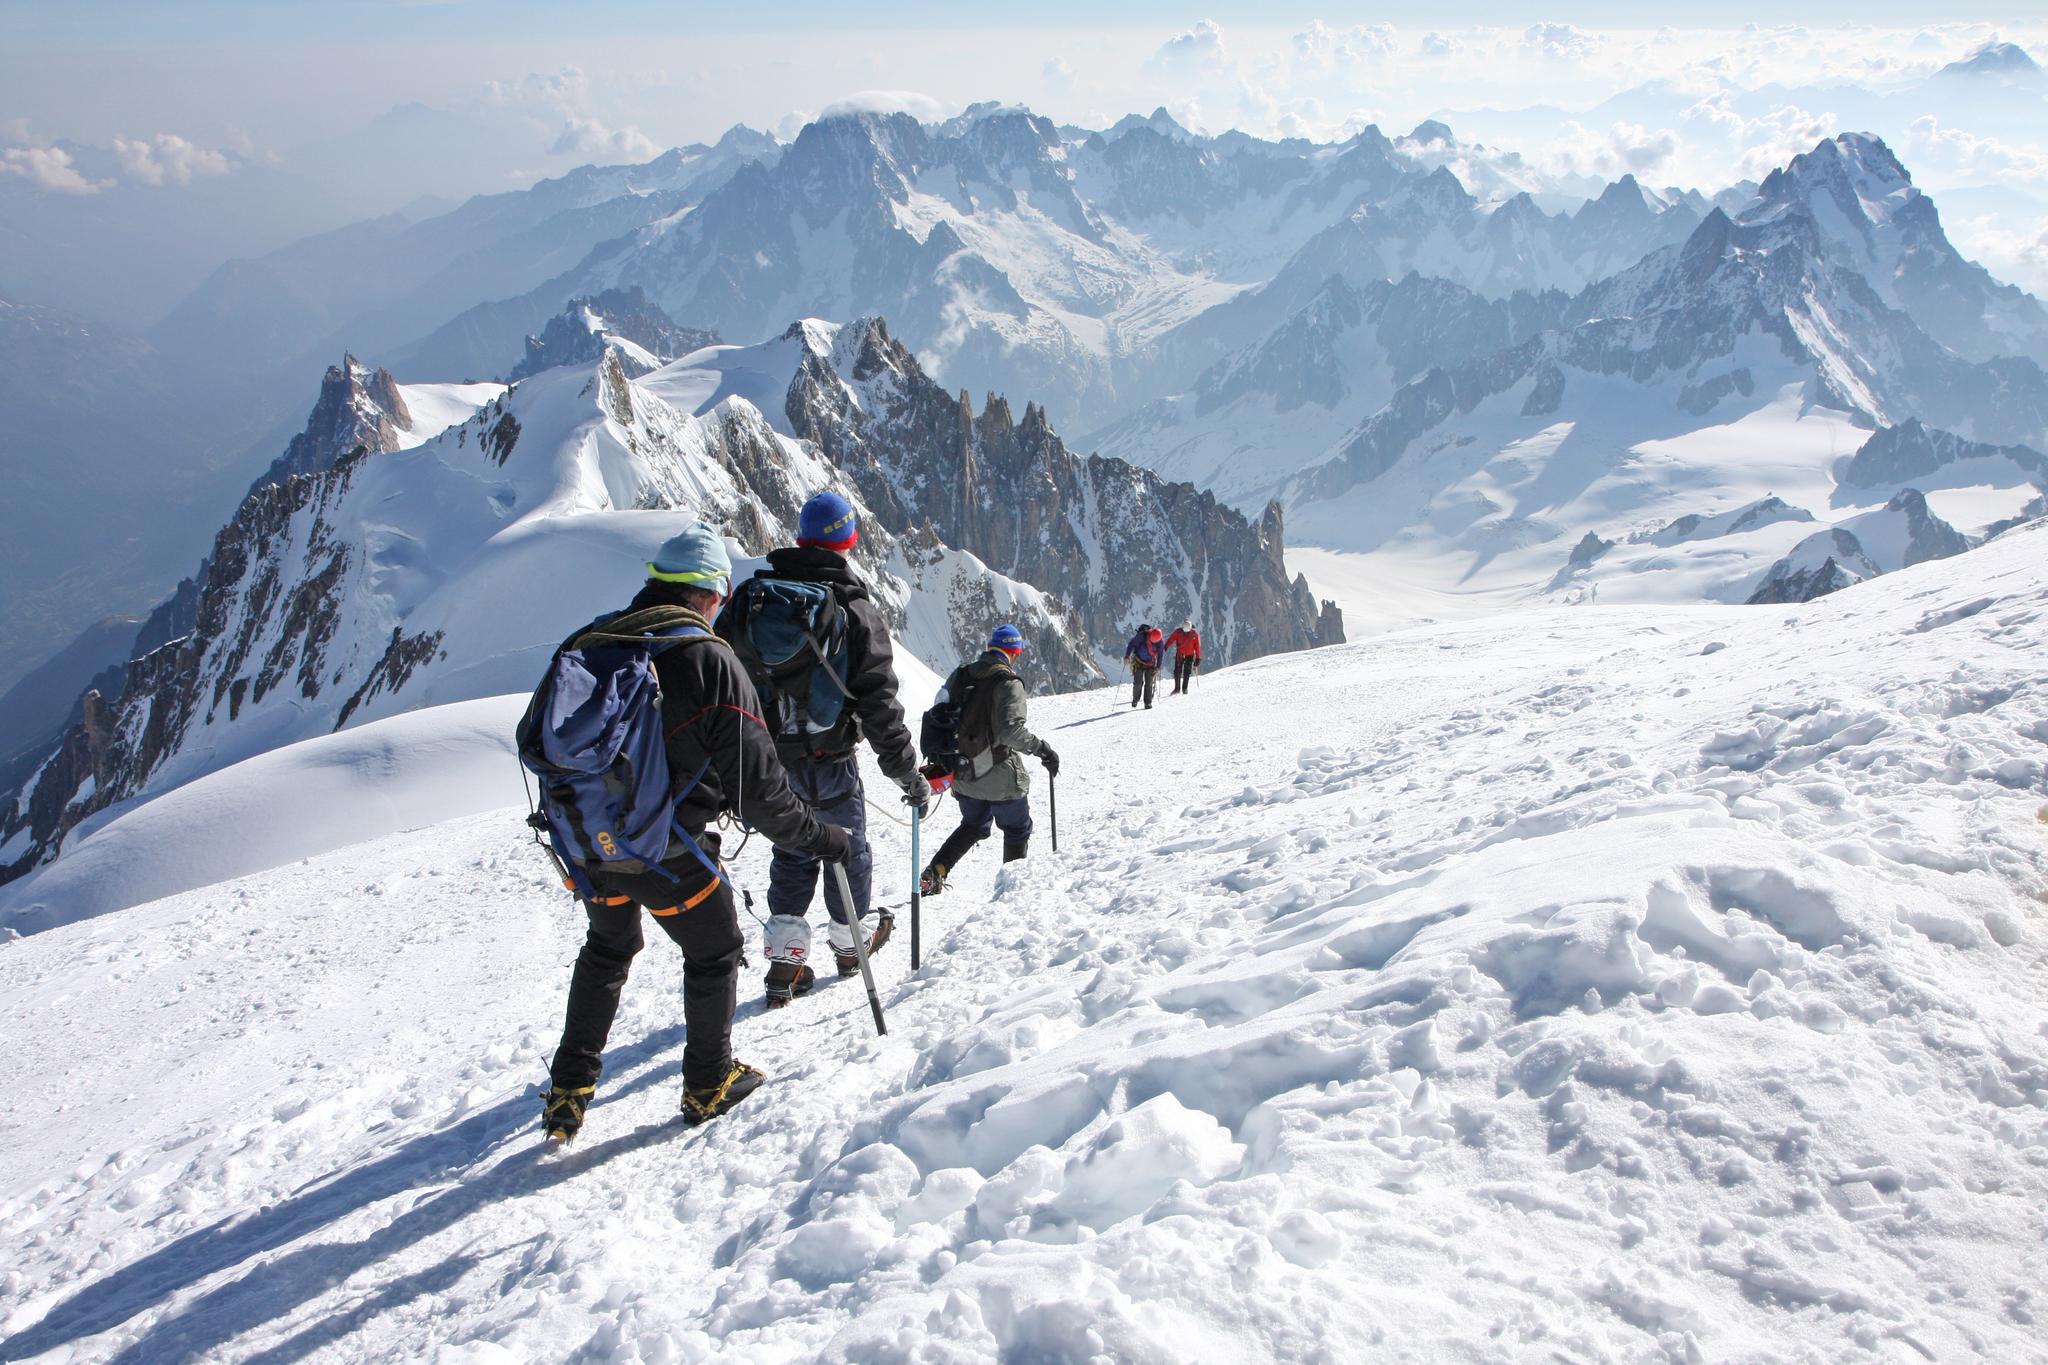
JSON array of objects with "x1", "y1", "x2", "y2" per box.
[
  {"x1": 834, "y1": 911, "x2": 895, "y2": 977},
  {"x1": 919, "y1": 862, "x2": 949, "y2": 897},
  {"x1": 682, "y1": 1062, "x2": 765, "y2": 1127},
  {"x1": 542, "y1": 1084, "x2": 595, "y2": 1145},
  {"x1": 764, "y1": 961, "x2": 816, "y2": 1009}
]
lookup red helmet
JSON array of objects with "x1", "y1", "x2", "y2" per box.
[{"x1": 1148, "y1": 628, "x2": 1162, "y2": 641}]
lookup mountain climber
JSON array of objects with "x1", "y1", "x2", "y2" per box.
[
  {"x1": 918, "y1": 624, "x2": 1058, "y2": 896},
  {"x1": 536, "y1": 525, "x2": 851, "y2": 1142},
  {"x1": 1125, "y1": 624, "x2": 1165, "y2": 709},
  {"x1": 1163, "y1": 621, "x2": 1202, "y2": 695},
  {"x1": 719, "y1": 491, "x2": 933, "y2": 1007}
]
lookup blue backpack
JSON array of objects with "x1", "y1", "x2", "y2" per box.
[
  {"x1": 727, "y1": 577, "x2": 860, "y2": 762},
  {"x1": 515, "y1": 606, "x2": 727, "y2": 900}
]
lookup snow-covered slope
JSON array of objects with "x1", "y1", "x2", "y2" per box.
[
  {"x1": 4, "y1": 523, "x2": 2045, "y2": 1360},
  {"x1": 0, "y1": 695, "x2": 529, "y2": 934}
]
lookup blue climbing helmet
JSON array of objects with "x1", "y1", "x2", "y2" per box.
[{"x1": 988, "y1": 624, "x2": 1026, "y2": 654}]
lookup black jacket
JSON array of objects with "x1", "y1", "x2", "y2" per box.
[
  {"x1": 615, "y1": 582, "x2": 831, "y2": 856},
  {"x1": 718, "y1": 546, "x2": 919, "y2": 784}
]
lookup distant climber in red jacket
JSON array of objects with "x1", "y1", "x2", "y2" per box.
[{"x1": 1163, "y1": 622, "x2": 1201, "y2": 695}]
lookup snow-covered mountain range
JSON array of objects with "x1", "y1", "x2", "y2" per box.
[
  {"x1": 1095, "y1": 134, "x2": 2048, "y2": 627},
  {"x1": 0, "y1": 307, "x2": 1336, "y2": 888},
  {"x1": 17, "y1": 100, "x2": 2048, "y2": 701},
  {"x1": 11, "y1": 102, "x2": 2048, "y2": 898}
]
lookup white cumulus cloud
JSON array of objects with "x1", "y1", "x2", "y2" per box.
[
  {"x1": 111, "y1": 133, "x2": 232, "y2": 186},
  {"x1": 818, "y1": 91, "x2": 950, "y2": 123},
  {"x1": 548, "y1": 117, "x2": 659, "y2": 163},
  {"x1": 1149, "y1": 20, "x2": 1230, "y2": 77},
  {"x1": 1524, "y1": 23, "x2": 1601, "y2": 62},
  {"x1": 0, "y1": 144, "x2": 106, "y2": 194}
]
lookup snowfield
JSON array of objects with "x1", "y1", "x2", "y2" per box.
[{"x1": 4, "y1": 524, "x2": 2048, "y2": 1361}]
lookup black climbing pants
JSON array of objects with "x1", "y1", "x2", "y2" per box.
[
  {"x1": 1172, "y1": 656, "x2": 1198, "y2": 692},
  {"x1": 549, "y1": 857, "x2": 744, "y2": 1093},
  {"x1": 1130, "y1": 664, "x2": 1158, "y2": 707}
]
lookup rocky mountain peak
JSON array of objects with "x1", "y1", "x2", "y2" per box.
[
  {"x1": 254, "y1": 353, "x2": 413, "y2": 492},
  {"x1": 1843, "y1": 418, "x2": 2047, "y2": 487},
  {"x1": 1406, "y1": 119, "x2": 1454, "y2": 146},
  {"x1": 509, "y1": 287, "x2": 716, "y2": 382},
  {"x1": 1755, "y1": 134, "x2": 1914, "y2": 232}
]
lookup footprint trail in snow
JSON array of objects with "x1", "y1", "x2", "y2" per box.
[{"x1": 5, "y1": 524, "x2": 2048, "y2": 1361}]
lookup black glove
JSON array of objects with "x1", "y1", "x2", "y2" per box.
[
  {"x1": 1039, "y1": 744, "x2": 1060, "y2": 778},
  {"x1": 814, "y1": 823, "x2": 853, "y2": 865},
  {"x1": 899, "y1": 770, "x2": 934, "y2": 819}
]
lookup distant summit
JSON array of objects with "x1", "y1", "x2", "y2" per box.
[{"x1": 1933, "y1": 39, "x2": 2042, "y2": 84}]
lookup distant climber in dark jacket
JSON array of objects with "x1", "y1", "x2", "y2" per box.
[
  {"x1": 1125, "y1": 624, "x2": 1165, "y2": 709},
  {"x1": 542, "y1": 524, "x2": 850, "y2": 1142},
  {"x1": 919, "y1": 624, "x2": 1058, "y2": 895}
]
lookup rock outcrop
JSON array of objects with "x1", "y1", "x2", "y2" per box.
[{"x1": 782, "y1": 318, "x2": 1340, "y2": 670}]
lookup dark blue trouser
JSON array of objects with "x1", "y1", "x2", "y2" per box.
[
  {"x1": 931, "y1": 793, "x2": 1033, "y2": 873},
  {"x1": 768, "y1": 756, "x2": 872, "y2": 925}
]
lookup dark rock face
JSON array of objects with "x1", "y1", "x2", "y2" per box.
[
  {"x1": 253, "y1": 354, "x2": 413, "y2": 491},
  {"x1": 508, "y1": 287, "x2": 718, "y2": 381},
  {"x1": 1842, "y1": 418, "x2": 2048, "y2": 487},
  {"x1": 1887, "y1": 488, "x2": 1972, "y2": 567},
  {"x1": 784, "y1": 318, "x2": 1340, "y2": 671},
  {"x1": 1744, "y1": 489, "x2": 1969, "y2": 604},
  {"x1": 1748, "y1": 134, "x2": 2048, "y2": 368},
  {"x1": 1747, "y1": 545, "x2": 1864, "y2": 604},
  {"x1": 0, "y1": 446, "x2": 372, "y2": 879}
]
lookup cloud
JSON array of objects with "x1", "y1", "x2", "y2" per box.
[
  {"x1": 1149, "y1": 19, "x2": 1229, "y2": 77},
  {"x1": 0, "y1": 144, "x2": 106, "y2": 194},
  {"x1": 1904, "y1": 116, "x2": 2048, "y2": 182},
  {"x1": 1292, "y1": 20, "x2": 1395, "y2": 72},
  {"x1": 1042, "y1": 58, "x2": 1074, "y2": 96},
  {"x1": 1419, "y1": 32, "x2": 1460, "y2": 60},
  {"x1": 818, "y1": 91, "x2": 950, "y2": 122},
  {"x1": 1524, "y1": 23, "x2": 1601, "y2": 61},
  {"x1": 1540, "y1": 120, "x2": 1682, "y2": 182},
  {"x1": 111, "y1": 133, "x2": 232, "y2": 186},
  {"x1": 548, "y1": 117, "x2": 659, "y2": 162},
  {"x1": 1685, "y1": 96, "x2": 1837, "y2": 182},
  {"x1": 489, "y1": 66, "x2": 590, "y2": 113}
]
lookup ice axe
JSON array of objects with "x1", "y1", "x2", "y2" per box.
[
  {"x1": 828, "y1": 860, "x2": 887, "y2": 1036},
  {"x1": 909, "y1": 801, "x2": 923, "y2": 971}
]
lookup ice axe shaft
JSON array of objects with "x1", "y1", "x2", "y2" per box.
[
  {"x1": 910, "y1": 804, "x2": 923, "y2": 970},
  {"x1": 829, "y1": 861, "x2": 887, "y2": 1036},
  {"x1": 1049, "y1": 771, "x2": 1058, "y2": 853}
]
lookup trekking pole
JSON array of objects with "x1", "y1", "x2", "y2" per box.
[
  {"x1": 1049, "y1": 772, "x2": 1059, "y2": 853},
  {"x1": 909, "y1": 804, "x2": 922, "y2": 971},
  {"x1": 828, "y1": 861, "x2": 887, "y2": 1036}
]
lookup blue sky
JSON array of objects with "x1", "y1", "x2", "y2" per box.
[{"x1": 8, "y1": 0, "x2": 2048, "y2": 46}]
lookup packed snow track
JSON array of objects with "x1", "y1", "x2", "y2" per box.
[{"x1": 5, "y1": 526, "x2": 2048, "y2": 1361}]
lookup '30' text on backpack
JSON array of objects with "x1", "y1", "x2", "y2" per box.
[{"x1": 516, "y1": 606, "x2": 728, "y2": 900}]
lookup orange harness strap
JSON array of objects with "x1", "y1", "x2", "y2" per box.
[{"x1": 649, "y1": 875, "x2": 721, "y2": 917}]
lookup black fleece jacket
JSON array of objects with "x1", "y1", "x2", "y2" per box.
[
  {"x1": 718, "y1": 546, "x2": 920, "y2": 784},
  {"x1": 612, "y1": 581, "x2": 831, "y2": 855}
]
